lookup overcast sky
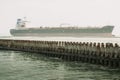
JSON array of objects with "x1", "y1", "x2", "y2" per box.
[{"x1": 0, "y1": 0, "x2": 120, "y2": 36}]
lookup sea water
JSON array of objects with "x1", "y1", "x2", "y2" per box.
[{"x1": 0, "y1": 36, "x2": 120, "y2": 80}]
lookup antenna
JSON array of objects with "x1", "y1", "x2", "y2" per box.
[{"x1": 22, "y1": 17, "x2": 30, "y2": 27}]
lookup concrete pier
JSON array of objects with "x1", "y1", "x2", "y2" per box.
[{"x1": 0, "y1": 39, "x2": 120, "y2": 68}]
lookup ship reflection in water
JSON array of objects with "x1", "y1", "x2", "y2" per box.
[{"x1": 10, "y1": 18, "x2": 114, "y2": 37}]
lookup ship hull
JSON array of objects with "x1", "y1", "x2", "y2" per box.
[
  {"x1": 10, "y1": 26, "x2": 114, "y2": 37},
  {"x1": 10, "y1": 32, "x2": 113, "y2": 37}
]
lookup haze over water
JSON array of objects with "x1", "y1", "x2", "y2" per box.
[
  {"x1": 1, "y1": 36, "x2": 120, "y2": 45},
  {"x1": 0, "y1": 0, "x2": 120, "y2": 36},
  {"x1": 0, "y1": 0, "x2": 120, "y2": 79}
]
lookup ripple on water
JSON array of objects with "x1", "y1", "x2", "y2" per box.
[{"x1": 0, "y1": 50, "x2": 120, "y2": 80}]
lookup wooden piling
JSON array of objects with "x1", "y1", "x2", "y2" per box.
[{"x1": 0, "y1": 39, "x2": 120, "y2": 68}]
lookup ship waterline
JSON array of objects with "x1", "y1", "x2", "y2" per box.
[{"x1": 10, "y1": 32, "x2": 113, "y2": 37}]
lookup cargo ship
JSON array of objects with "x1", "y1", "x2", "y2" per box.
[{"x1": 10, "y1": 18, "x2": 114, "y2": 37}]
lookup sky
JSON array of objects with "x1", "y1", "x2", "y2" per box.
[{"x1": 0, "y1": 0, "x2": 120, "y2": 36}]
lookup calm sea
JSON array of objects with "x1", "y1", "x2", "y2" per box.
[{"x1": 0, "y1": 36, "x2": 120, "y2": 80}]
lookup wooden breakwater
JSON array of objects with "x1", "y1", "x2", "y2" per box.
[{"x1": 0, "y1": 39, "x2": 120, "y2": 68}]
